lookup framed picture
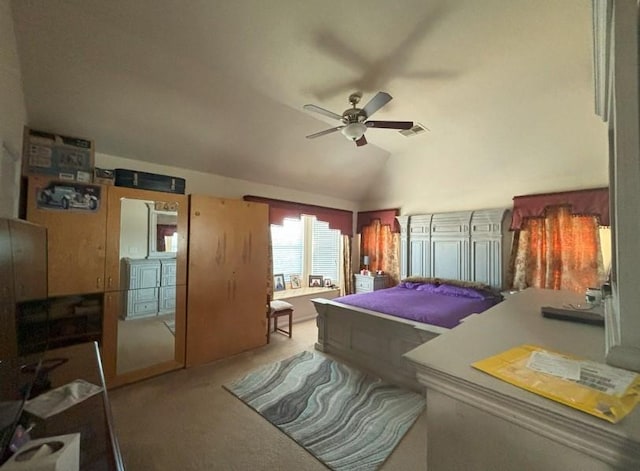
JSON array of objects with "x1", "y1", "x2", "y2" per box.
[
  {"x1": 290, "y1": 274, "x2": 302, "y2": 289},
  {"x1": 273, "y1": 273, "x2": 286, "y2": 291},
  {"x1": 323, "y1": 278, "x2": 332, "y2": 288},
  {"x1": 308, "y1": 275, "x2": 323, "y2": 288}
]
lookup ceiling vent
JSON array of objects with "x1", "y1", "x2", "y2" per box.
[{"x1": 399, "y1": 122, "x2": 429, "y2": 137}]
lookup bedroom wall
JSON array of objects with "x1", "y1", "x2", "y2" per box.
[
  {"x1": 359, "y1": 1, "x2": 609, "y2": 216},
  {"x1": 119, "y1": 198, "x2": 149, "y2": 259},
  {"x1": 0, "y1": 0, "x2": 26, "y2": 218},
  {"x1": 96, "y1": 152, "x2": 358, "y2": 213}
]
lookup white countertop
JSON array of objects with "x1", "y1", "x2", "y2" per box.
[{"x1": 404, "y1": 288, "x2": 640, "y2": 442}]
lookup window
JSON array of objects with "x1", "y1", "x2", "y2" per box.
[
  {"x1": 271, "y1": 218, "x2": 303, "y2": 283},
  {"x1": 271, "y1": 215, "x2": 341, "y2": 286}
]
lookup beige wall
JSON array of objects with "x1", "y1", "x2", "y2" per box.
[
  {"x1": 97, "y1": 152, "x2": 362, "y2": 271},
  {"x1": 119, "y1": 198, "x2": 150, "y2": 259},
  {"x1": 96, "y1": 152, "x2": 359, "y2": 213},
  {"x1": 0, "y1": 0, "x2": 26, "y2": 217},
  {"x1": 359, "y1": 2, "x2": 609, "y2": 216}
]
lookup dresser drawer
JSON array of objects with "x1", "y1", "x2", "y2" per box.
[
  {"x1": 354, "y1": 275, "x2": 374, "y2": 293},
  {"x1": 354, "y1": 274, "x2": 389, "y2": 294}
]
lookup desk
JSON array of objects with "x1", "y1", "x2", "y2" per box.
[
  {"x1": 0, "y1": 342, "x2": 124, "y2": 470},
  {"x1": 405, "y1": 288, "x2": 640, "y2": 470}
]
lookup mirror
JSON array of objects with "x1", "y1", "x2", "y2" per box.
[
  {"x1": 147, "y1": 201, "x2": 178, "y2": 257},
  {"x1": 116, "y1": 198, "x2": 178, "y2": 375}
]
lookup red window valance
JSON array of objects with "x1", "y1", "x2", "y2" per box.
[
  {"x1": 356, "y1": 208, "x2": 400, "y2": 233},
  {"x1": 510, "y1": 187, "x2": 609, "y2": 230},
  {"x1": 243, "y1": 195, "x2": 353, "y2": 236}
]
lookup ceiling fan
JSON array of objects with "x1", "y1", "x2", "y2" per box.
[{"x1": 303, "y1": 91, "x2": 413, "y2": 147}]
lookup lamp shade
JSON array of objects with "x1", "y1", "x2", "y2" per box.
[
  {"x1": 363, "y1": 255, "x2": 370, "y2": 265},
  {"x1": 341, "y1": 122, "x2": 366, "y2": 141}
]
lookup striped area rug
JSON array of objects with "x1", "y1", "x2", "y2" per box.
[{"x1": 224, "y1": 350, "x2": 424, "y2": 471}]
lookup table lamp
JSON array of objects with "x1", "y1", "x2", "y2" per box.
[{"x1": 363, "y1": 255, "x2": 369, "y2": 272}]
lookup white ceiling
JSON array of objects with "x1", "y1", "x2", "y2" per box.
[{"x1": 11, "y1": 0, "x2": 605, "y2": 203}]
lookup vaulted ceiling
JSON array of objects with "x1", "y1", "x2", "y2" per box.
[{"x1": 11, "y1": 0, "x2": 606, "y2": 204}]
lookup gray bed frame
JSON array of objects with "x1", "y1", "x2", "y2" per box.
[{"x1": 312, "y1": 208, "x2": 511, "y2": 392}]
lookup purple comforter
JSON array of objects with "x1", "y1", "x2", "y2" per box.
[{"x1": 335, "y1": 281, "x2": 502, "y2": 329}]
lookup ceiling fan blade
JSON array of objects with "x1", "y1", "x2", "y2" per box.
[
  {"x1": 401, "y1": 69, "x2": 459, "y2": 80},
  {"x1": 362, "y1": 92, "x2": 392, "y2": 118},
  {"x1": 365, "y1": 120, "x2": 413, "y2": 130},
  {"x1": 303, "y1": 104, "x2": 344, "y2": 121},
  {"x1": 355, "y1": 135, "x2": 367, "y2": 147},
  {"x1": 315, "y1": 31, "x2": 371, "y2": 71},
  {"x1": 306, "y1": 126, "x2": 344, "y2": 139}
]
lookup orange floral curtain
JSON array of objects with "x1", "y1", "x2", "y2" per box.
[
  {"x1": 361, "y1": 219, "x2": 400, "y2": 286},
  {"x1": 509, "y1": 206, "x2": 605, "y2": 293}
]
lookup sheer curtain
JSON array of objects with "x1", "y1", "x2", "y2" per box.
[
  {"x1": 509, "y1": 206, "x2": 605, "y2": 293},
  {"x1": 361, "y1": 219, "x2": 400, "y2": 286},
  {"x1": 340, "y1": 235, "x2": 353, "y2": 295}
]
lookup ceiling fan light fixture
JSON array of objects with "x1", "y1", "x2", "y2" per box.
[{"x1": 341, "y1": 122, "x2": 367, "y2": 141}]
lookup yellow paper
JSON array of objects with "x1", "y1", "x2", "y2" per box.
[{"x1": 472, "y1": 345, "x2": 640, "y2": 423}]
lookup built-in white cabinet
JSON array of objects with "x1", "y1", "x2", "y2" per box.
[{"x1": 122, "y1": 258, "x2": 176, "y2": 319}]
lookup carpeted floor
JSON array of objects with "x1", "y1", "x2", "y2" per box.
[
  {"x1": 226, "y1": 350, "x2": 425, "y2": 470},
  {"x1": 163, "y1": 319, "x2": 176, "y2": 335},
  {"x1": 109, "y1": 319, "x2": 427, "y2": 471},
  {"x1": 117, "y1": 315, "x2": 175, "y2": 375}
]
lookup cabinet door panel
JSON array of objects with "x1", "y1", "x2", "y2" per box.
[
  {"x1": 8, "y1": 219, "x2": 47, "y2": 301},
  {"x1": 0, "y1": 302, "x2": 16, "y2": 360},
  {"x1": 0, "y1": 219, "x2": 14, "y2": 302},
  {"x1": 26, "y1": 176, "x2": 107, "y2": 297}
]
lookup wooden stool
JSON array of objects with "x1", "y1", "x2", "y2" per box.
[{"x1": 268, "y1": 300, "x2": 294, "y2": 343}]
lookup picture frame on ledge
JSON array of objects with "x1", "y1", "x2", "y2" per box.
[
  {"x1": 323, "y1": 278, "x2": 332, "y2": 288},
  {"x1": 290, "y1": 274, "x2": 302, "y2": 289},
  {"x1": 273, "y1": 273, "x2": 286, "y2": 291},
  {"x1": 308, "y1": 275, "x2": 323, "y2": 288}
]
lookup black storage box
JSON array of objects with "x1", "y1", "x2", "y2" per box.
[{"x1": 114, "y1": 169, "x2": 186, "y2": 194}]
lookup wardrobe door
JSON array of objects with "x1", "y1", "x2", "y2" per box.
[
  {"x1": 231, "y1": 201, "x2": 269, "y2": 353},
  {"x1": 102, "y1": 186, "x2": 188, "y2": 387},
  {"x1": 186, "y1": 196, "x2": 269, "y2": 367},
  {"x1": 26, "y1": 175, "x2": 107, "y2": 296}
]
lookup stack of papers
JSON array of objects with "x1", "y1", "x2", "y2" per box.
[{"x1": 23, "y1": 379, "x2": 103, "y2": 419}]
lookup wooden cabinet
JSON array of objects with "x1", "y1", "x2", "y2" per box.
[
  {"x1": 186, "y1": 196, "x2": 269, "y2": 367},
  {"x1": 0, "y1": 218, "x2": 47, "y2": 359},
  {"x1": 8, "y1": 219, "x2": 48, "y2": 302},
  {"x1": 354, "y1": 274, "x2": 389, "y2": 293},
  {"x1": 0, "y1": 303, "x2": 16, "y2": 360},
  {"x1": 26, "y1": 175, "x2": 107, "y2": 297}
]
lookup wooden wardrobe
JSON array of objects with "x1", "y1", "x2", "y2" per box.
[{"x1": 186, "y1": 196, "x2": 269, "y2": 367}]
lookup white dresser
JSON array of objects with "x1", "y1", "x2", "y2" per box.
[
  {"x1": 122, "y1": 258, "x2": 176, "y2": 319},
  {"x1": 405, "y1": 288, "x2": 640, "y2": 471},
  {"x1": 353, "y1": 274, "x2": 388, "y2": 293}
]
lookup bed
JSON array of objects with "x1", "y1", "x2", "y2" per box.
[{"x1": 312, "y1": 208, "x2": 511, "y2": 392}]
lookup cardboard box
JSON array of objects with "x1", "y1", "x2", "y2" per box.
[
  {"x1": 93, "y1": 167, "x2": 115, "y2": 185},
  {"x1": 22, "y1": 127, "x2": 94, "y2": 182}
]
